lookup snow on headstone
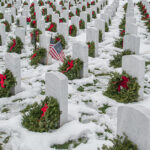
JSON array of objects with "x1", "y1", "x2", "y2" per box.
[
  {"x1": 122, "y1": 55, "x2": 145, "y2": 99},
  {"x1": 5, "y1": 53, "x2": 21, "y2": 94},
  {"x1": 72, "y1": 42, "x2": 88, "y2": 78},
  {"x1": 117, "y1": 105, "x2": 150, "y2": 150},
  {"x1": 45, "y1": 71, "x2": 68, "y2": 126},
  {"x1": 125, "y1": 23, "x2": 137, "y2": 35},
  {"x1": 20, "y1": 16, "x2": 27, "y2": 30}
]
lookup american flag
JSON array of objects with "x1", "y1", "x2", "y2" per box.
[{"x1": 49, "y1": 37, "x2": 65, "y2": 62}]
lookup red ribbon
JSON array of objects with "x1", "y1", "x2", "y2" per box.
[
  {"x1": 117, "y1": 76, "x2": 129, "y2": 92},
  {"x1": 59, "y1": 19, "x2": 63, "y2": 23},
  {"x1": 10, "y1": 40, "x2": 16, "y2": 51},
  {"x1": 87, "y1": 2, "x2": 89, "y2": 7},
  {"x1": 0, "y1": 74, "x2": 6, "y2": 88},
  {"x1": 34, "y1": 12, "x2": 36, "y2": 16},
  {"x1": 79, "y1": 20, "x2": 82, "y2": 25},
  {"x1": 62, "y1": 60, "x2": 74, "y2": 73},
  {"x1": 27, "y1": 17, "x2": 31, "y2": 22},
  {"x1": 48, "y1": 24, "x2": 54, "y2": 31},
  {"x1": 69, "y1": 25, "x2": 73, "y2": 35},
  {"x1": 88, "y1": 44, "x2": 90, "y2": 48},
  {"x1": 32, "y1": 20, "x2": 36, "y2": 25},
  {"x1": 46, "y1": 16, "x2": 49, "y2": 22},
  {"x1": 56, "y1": 37, "x2": 60, "y2": 41},
  {"x1": 30, "y1": 3, "x2": 34, "y2": 7},
  {"x1": 120, "y1": 30, "x2": 125, "y2": 35},
  {"x1": 41, "y1": 104, "x2": 48, "y2": 117},
  {"x1": 31, "y1": 53, "x2": 37, "y2": 60}
]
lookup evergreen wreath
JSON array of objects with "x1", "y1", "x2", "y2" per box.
[
  {"x1": 69, "y1": 25, "x2": 77, "y2": 37},
  {"x1": 2, "y1": 20, "x2": 10, "y2": 32},
  {"x1": 76, "y1": 8, "x2": 80, "y2": 16},
  {"x1": 0, "y1": 69, "x2": 16, "y2": 98},
  {"x1": 59, "y1": 0, "x2": 64, "y2": 6},
  {"x1": 110, "y1": 50, "x2": 135, "y2": 68},
  {"x1": 102, "y1": 134, "x2": 138, "y2": 150},
  {"x1": 59, "y1": 18, "x2": 66, "y2": 23},
  {"x1": 79, "y1": 19, "x2": 85, "y2": 29},
  {"x1": 45, "y1": 14, "x2": 52, "y2": 23},
  {"x1": 11, "y1": 15, "x2": 14, "y2": 23},
  {"x1": 55, "y1": 10, "x2": 60, "y2": 17},
  {"x1": 30, "y1": 20, "x2": 37, "y2": 28},
  {"x1": 123, "y1": 3, "x2": 128, "y2": 12},
  {"x1": 120, "y1": 29, "x2": 125, "y2": 37},
  {"x1": 6, "y1": 3, "x2": 11, "y2": 8},
  {"x1": 103, "y1": 71, "x2": 140, "y2": 103},
  {"x1": 69, "y1": 12, "x2": 74, "y2": 20},
  {"x1": 31, "y1": 12, "x2": 36, "y2": 19},
  {"x1": 97, "y1": 7, "x2": 100, "y2": 14},
  {"x1": 105, "y1": 22, "x2": 109, "y2": 32},
  {"x1": 109, "y1": 19, "x2": 111, "y2": 25},
  {"x1": 21, "y1": 96, "x2": 61, "y2": 132},
  {"x1": 54, "y1": 34, "x2": 66, "y2": 49},
  {"x1": 59, "y1": 56, "x2": 83, "y2": 80},
  {"x1": 82, "y1": 5, "x2": 86, "y2": 11},
  {"x1": 91, "y1": 1, "x2": 95, "y2": 5},
  {"x1": 38, "y1": 0, "x2": 44, "y2": 6},
  {"x1": 30, "y1": 28, "x2": 42, "y2": 44},
  {"x1": 87, "y1": 41, "x2": 95, "y2": 57},
  {"x1": 30, "y1": 2, "x2": 34, "y2": 8},
  {"x1": 87, "y1": 14, "x2": 91, "y2": 22},
  {"x1": 87, "y1": 2, "x2": 90, "y2": 8},
  {"x1": 7, "y1": 36, "x2": 23, "y2": 54},
  {"x1": 0, "y1": 35, "x2": 2, "y2": 46},
  {"x1": 62, "y1": 7, "x2": 66, "y2": 10},
  {"x1": 99, "y1": 30, "x2": 103, "y2": 43},
  {"x1": 46, "y1": 22, "x2": 57, "y2": 32},
  {"x1": 92, "y1": 11, "x2": 96, "y2": 19},
  {"x1": 42, "y1": 8, "x2": 47, "y2": 16},
  {"x1": 119, "y1": 16, "x2": 126, "y2": 30},
  {"x1": 1, "y1": 2, "x2": 4, "y2": 6},
  {"x1": 30, "y1": 47, "x2": 46, "y2": 66},
  {"x1": 23, "y1": 1, "x2": 28, "y2": 5},
  {"x1": 0, "y1": 13, "x2": 4, "y2": 19},
  {"x1": 114, "y1": 38, "x2": 123, "y2": 49},
  {"x1": 30, "y1": 7, "x2": 34, "y2": 14}
]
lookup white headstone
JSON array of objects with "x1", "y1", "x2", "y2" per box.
[
  {"x1": 122, "y1": 55, "x2": 145, "y2": 99},
  {"x1": 72, "y1": 42, "x2": 88, "y2": 78},
  {"x1": 5, "y1": 53, "x2": 21, "y2": 94},
  {"x1": 117, "y1": 105, "x2": 150, "y2": 150},
  {"x1": 45, "y1": 71, "x2": 68, "y2": 126}
]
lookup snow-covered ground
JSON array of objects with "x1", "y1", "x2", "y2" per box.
[{"x1": 0, "y1": 0, "x2": 150, "y2": 149}]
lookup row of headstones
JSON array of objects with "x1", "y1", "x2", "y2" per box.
[
  {"x1": 4, "y1": 48, "x2": 145, "y2": 127},
  {"x1": 123, "y1": 0, "x2": 140, "y2": 54}
]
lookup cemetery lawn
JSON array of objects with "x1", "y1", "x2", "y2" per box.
[{"x1": 1, "y1": 0, "x2": 150, "y2": 149}]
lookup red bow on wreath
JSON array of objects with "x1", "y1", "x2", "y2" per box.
[
  {"x1": 31, "y1": 53, "x2": 37, "y2": 60},
  {"x1": 62, "y1": 60, "x2": 74, "y2": 73},
  {"x1": 32, "y1": 20, "x2": 36, "y2": 25},
  {"x1": 117, "y1": 76, "x2": 129, "y2": 92},
  {"x1": 79, "y1": 20, "x2": 82, "y2": 25},
  {"x1": 69, "y1": 25, "x2": 73, "y2": 35},
  {"x1": 10, "y1": 40, "x2": 16, "y2": 51},
  {"x1": 34, "y1": 12, "x2": 36, "y2": 16},
  {"x1": 59, "y1": 19, "x2": 63, "y2": 23},
  {"x1": 120, "y1": 30, "x2": 125, "y2": 35},
  {"x1": 41, "y1": 104, "x2": 48, "y2": 117},
  {"x1": 0, "y1": 74, "x2": 6, "y2": 88},
  {"x1": 46, "y1": 16, "x2": 49, "y2": 22},
  {"x1": 56, "y1": 37, "x2": 60, "y2": 41},
  {"x1": 48, "y1": 24, "x2": 54, "y2": 31},
  {"x1": 27, "y1": 17, "x2": 31, "y2": 22}
]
